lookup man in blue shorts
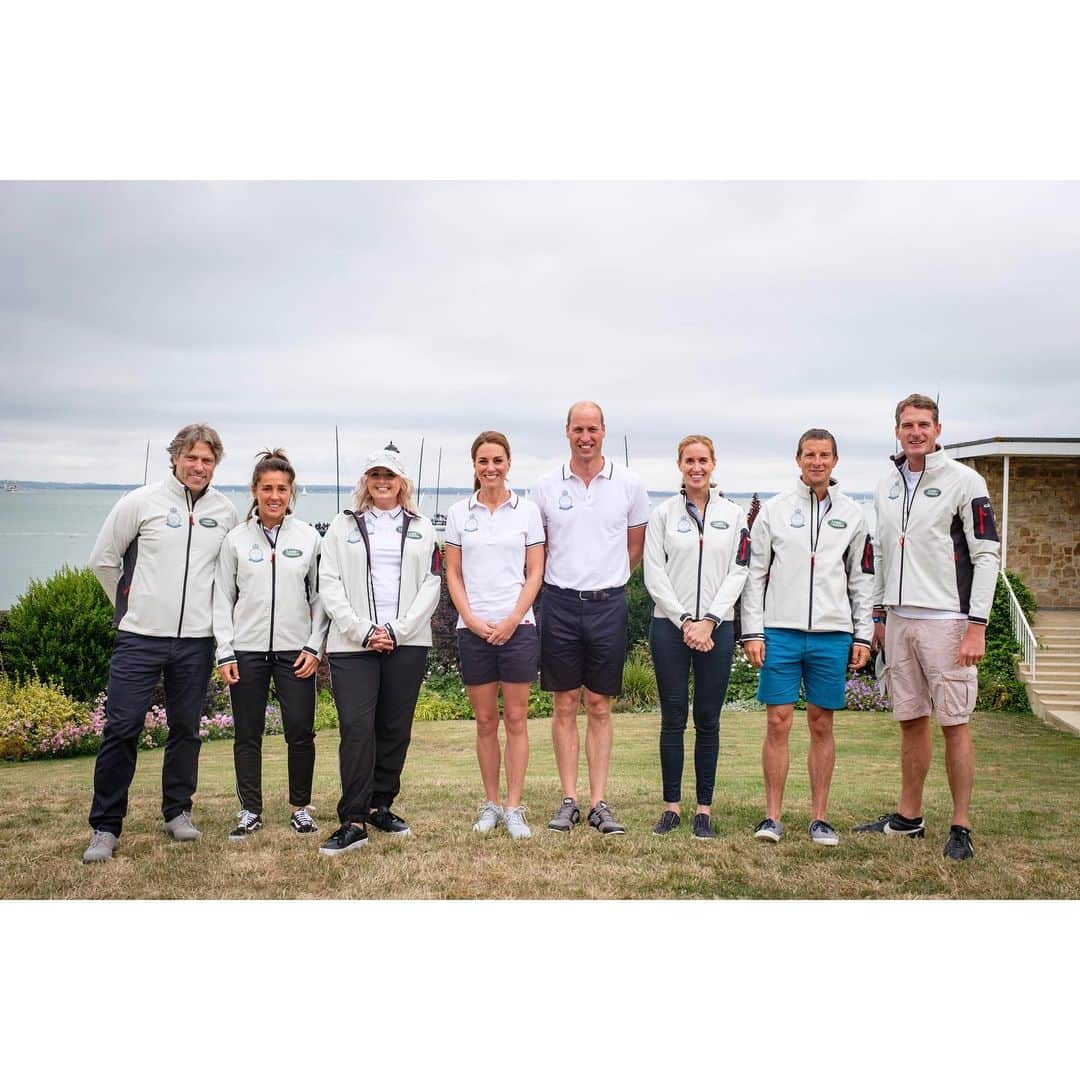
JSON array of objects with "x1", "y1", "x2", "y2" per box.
[
  {"x1": 741, "y1": 428, "x2": 873, "y2": 846},
  {"x1": 531, "y1": 401, "x2": 651, "y2": 836}
]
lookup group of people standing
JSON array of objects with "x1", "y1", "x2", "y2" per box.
[{"x1": 82, "y1": 392, "x2": 1000, "y2": 867}]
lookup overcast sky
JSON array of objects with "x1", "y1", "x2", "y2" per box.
[{"x1": 2, "y1": 181, "x2": 1078, "y2": 493}]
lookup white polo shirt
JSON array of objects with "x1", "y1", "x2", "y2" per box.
[
  {"x1": 445, "y1": 491, "x2": 545, "y2": 629},
  {"x1": 531, "y1": 459, "x2": 651, "y2": 591},
  {"x1": 365, "y1": 505, "x2": 403, "y2": 621}
]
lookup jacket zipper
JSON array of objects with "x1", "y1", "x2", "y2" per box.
[
  {"x1": 177, "y1": 489, "x2": 194, "y2": 637},
  {"x1": 807, "y1": 491, "x2": 818, "y2": 629},
  {"x1": 897, "y1": 466, "x2": 924, "y2": 605},
  {"x1": 265, "y1": 521, "x2": 279, "y2": 654},
  {"x1": 687, "y1": 494, "x2": 707, "y2": 620}
]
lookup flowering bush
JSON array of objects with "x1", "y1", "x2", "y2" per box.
[
  {"x1": 0, "y1": 675, "x2": 90, "y2": 760},
  {"x1": 845, "y1": 671, "x2": 890, "y2": 711}
]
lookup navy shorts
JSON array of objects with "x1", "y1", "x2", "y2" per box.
[
  {"x1": 538, "y1": 585, "x2": 628, "y2": 697},
  {"x1": 457, "y1": 624, "x2": 539, "y2": 686}
]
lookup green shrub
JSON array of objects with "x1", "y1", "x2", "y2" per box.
[
  {"x1": 726, "y1": 645, "x2": 760, "y2": 703},
  {"x1": 616, "y1": 643, "x2": 659, "y2": 712},
  {"x1": 527, "y1": 685, "x2": 553, "y2": 718},
  {"x1": 315, "y1": 689, "x2": 339, "y2": 731},
  {"x1": 414, "y1": 688, "x2": 467, "y2": 723},
  {"x1": 625, "y1": 564, "x2": 654, "y2": 650},
  {"x1": 977, "y1": 570, "x2": 1037, "y2": 712},
  {"x1": 1, "y1": 565, "x2": 115, "y2": 702},
  {"x1": 0, "y1": 674, "x2": 90, "y2": 761}
]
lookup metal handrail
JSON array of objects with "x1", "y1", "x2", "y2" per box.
[{"x1": 1000, "y1": 570, "x2": 1038, "y2": 678}]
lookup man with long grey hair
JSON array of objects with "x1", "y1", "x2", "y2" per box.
[{"x1": 82, "y1": 423, "x2": 238, "y2": 863}]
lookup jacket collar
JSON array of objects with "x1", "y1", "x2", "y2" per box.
[
  {"x1": 164, "y1": 471, "x2": 207, "y2": 505},
  {"x1": 891, "y1": 445, "x2": 947, "y2": 476},
  {"x1": 794, "y1": 476, "x2": 837, "y2": 498}
]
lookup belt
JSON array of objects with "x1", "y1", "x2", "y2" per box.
[{"x1": 545, "y1": 584, "x2": 626, "y2": 602}]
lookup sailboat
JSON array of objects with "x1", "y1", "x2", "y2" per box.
[{"x1": 431, "y1": 447, "x2": 447, "y2": 531}]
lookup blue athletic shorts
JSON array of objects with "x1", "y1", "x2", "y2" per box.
[{"x1": 756, "y1": 628, "x2": 852, "y2": 711}]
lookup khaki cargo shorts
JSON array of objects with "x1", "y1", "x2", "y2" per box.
[{"x1": 883, "y1": 613, "x2": 977, "y2": 726}]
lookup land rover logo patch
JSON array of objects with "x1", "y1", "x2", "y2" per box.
[
  {"x1": 199, "y1": 517, "x2": 218, "y2": 527},
  {"x1": 924, "y1": 488, "x2": 942, "y2": 497},
  {"x1": 407, "y1": 530, "x2": 422, "y2": 539},
  {"x1": 710, "y1": 520, "x2": 730, "y2": 529},
  {"x1": 827, "y1": 518, "x2": 847, "y2": 529},
  {"x1": 282, "y1": 548, "x2": 302, "y2": 557}
]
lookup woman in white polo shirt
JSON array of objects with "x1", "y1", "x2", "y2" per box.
[
  {"x1": 316, "y1": 443, "x2": 441, "y2": 855},
  {"x1": 445, "y1": 431, "x2": 545, "y2": 840},
  {"x1": 643, "y1": 434, "x2": 751, "y2": 840}
]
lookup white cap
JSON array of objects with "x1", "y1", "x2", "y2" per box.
[{"x1": 362, "y1": 442, "x2": 409, "y2": 479}]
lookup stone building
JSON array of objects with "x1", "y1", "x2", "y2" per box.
[{"x1": 945, "y1": 437, "x2": 1080, "y2": 609}]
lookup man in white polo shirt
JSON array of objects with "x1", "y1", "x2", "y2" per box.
[{"x1": 531, "y1": 401, "x2": 651, "y2": 836}]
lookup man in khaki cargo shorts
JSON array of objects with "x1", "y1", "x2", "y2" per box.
[{"x1": 854, "y1": 394, "x2": 1001, "y2": 860}]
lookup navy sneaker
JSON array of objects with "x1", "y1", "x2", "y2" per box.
[
  {"x1": 943, "y1": 825, "x2": 975, "y2": 861},
  {"x1": 692, "y1": 813, "x2": 714, "y2": 840},
  {"x1": 652, "y1": 810, "x2": 681, "y2": 835},
  {"x1": 852, "y1": 812, "x2": 925, "y2": 838}
]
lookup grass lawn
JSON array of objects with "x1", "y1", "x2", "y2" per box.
[{"x1": 1, "y1": 708, "x2": 1077, "y2": 899}]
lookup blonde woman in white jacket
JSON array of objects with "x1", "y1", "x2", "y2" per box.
[
  {"x1": 214, "y1": 449, "x2": 328, "y2": 839},
  {"x1": 316, "y1": 444, "x2": 441, "y2": 855},
  {"x1": 643, "y1": 435, "x2": 750, "y2": 840}
]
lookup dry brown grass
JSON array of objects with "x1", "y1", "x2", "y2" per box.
[{"x1": 2, "y1": 708, "x2": 1077, "y2": 899}]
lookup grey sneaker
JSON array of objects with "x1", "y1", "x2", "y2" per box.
[
  {"x1": 473, "y1": 801, "x2": 503, "y2": 834},
  {"x1": 548, "y1": 797, "x2": 581, "y2": 833},
  {"x1": 753, "y1": 817, "x2": 784, "y2": 842},
  {"x1": 587, "y1": 801, "x2": 627, "y2": 836},
  {"x1": 809, "y1": 819, "x2": 839, "y2": 846},
  {"x1": 162, "y1": 811, "x2": 201, "y2": 842},
  {"x1": 503, "y1": 805, "x2": 532, "y2": 840},
  {"x1": 82, "y1": 829, "x2": 119, "y2": 863}
]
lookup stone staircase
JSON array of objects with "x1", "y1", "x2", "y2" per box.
[{"x1": 1021, "y1": 610, "x2": 1080, "y2": 736}]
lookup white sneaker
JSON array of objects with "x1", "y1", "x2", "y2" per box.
[
  {"x1": 472, "y1": 801, "x2": 502, "y2": 834},
  {"x1": 503, "y1": 805, "x2": 532, "y2": 840}
]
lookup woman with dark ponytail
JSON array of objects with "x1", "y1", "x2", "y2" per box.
[{"x1": 213, "y1": 449, "x2": 328, "y2": 839}]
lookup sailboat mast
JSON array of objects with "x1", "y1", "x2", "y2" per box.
[{"x1": 335, "y1": 425, "x2": 341, "y2": 513}]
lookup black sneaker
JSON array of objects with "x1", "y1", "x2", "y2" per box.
[
  {"x1": 652, "y1": 810, "x2": 681, "y2": 835},
  {"x1": 290, "y1": 808, "x2": 318, "y2": 834},
  {"x1": 366, "y1": 806, "x2": 411, "y2": 837},
  {"x1": 852, "y1": 812, "x2": 925, "y2": 838},
  {"x1": 587, "y1": 801, "x2": 627, "y2": 836},
  {"x1": 228, "y1": 809, "x2": 263, "y2": 841},
  {"x1": 692, "y1": 813, "x2": 714, "y2": 840},
  {"x1": 943, "y1": 825, "x2": 975, "y2": 861},
  {"x1": 318, "y1": 822, "x2": 368, "y2": 855}
]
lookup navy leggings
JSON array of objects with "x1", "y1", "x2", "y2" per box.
[{"x1": 649, "y1": 617, "x2": 734, "y2": 806}]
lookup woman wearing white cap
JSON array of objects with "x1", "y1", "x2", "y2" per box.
[
  {"x1": 316, "y1": 442, "x2": 442, "y2": 855},
  {"x1": 444, "y1": 431, "x2": 545, "y2": 839}
]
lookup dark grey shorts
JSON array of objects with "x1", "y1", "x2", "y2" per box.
[
  {"x1": 538, "y1": 585, "x2": 628, "y2": 697},
  {"x1": 457, "y1": 624, "x2": 540, "y2": 686}
]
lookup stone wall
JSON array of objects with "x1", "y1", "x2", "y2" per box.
[{"x1": 961, "y1": 455, "x2": 1080, "y2": 608}]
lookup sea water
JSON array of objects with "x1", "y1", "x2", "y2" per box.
[{"x1": 0, "y1": 486, "x2": 875, "y2": 609}]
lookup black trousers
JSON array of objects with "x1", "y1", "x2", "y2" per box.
[
  {"x1": 328, "y1": 646, "x2": 428, "y2": 825},
  {"x1": 229, "y1": 651, "x2": 318, "y2": 815},
  {"x1": 89, "y1": 631, "x2": 214, "y2": 837},
  {"x1": 649, "y1": 618, "x2": 735, "y2": 807}
]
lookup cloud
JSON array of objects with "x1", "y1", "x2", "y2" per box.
[{"x1": 2, "y1": 181, "x2": 1077, "y2": 492}]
